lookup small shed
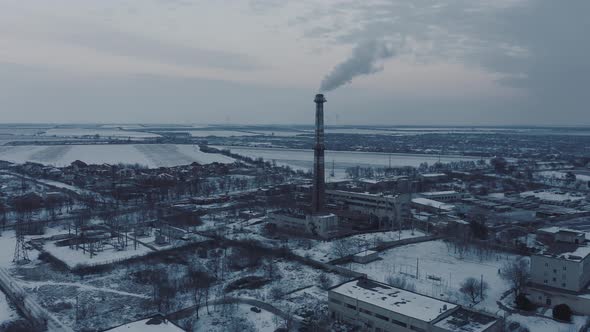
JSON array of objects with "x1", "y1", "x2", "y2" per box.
[{"x1": 352, "y1": 250, "x2": 379, "y2": 264}]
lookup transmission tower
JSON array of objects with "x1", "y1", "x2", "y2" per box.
[{"x1": 13, "y1": 220, "x2": 30, "y2": 264}]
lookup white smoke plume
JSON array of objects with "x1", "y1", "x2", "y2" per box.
[{"x1": 320, "y1": 39, "x2": 394, "y2": 92}]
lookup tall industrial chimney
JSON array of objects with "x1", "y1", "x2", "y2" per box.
[{"x1": 312, "y1": 94, "x2": 327, "y2": 214}]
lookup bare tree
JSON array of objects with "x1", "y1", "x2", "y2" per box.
[
  {"x1": 386, "y1": 275, "x2": 416, "y2": 292},
  {"x1": 317, "y1": 273, "x2": 332, "y2": 290},
  {"x1": 269, "y1": 285, "x2": 284, "y2": 300},
  {"x1": 332, "y1": 238, "x2": 356, "y2": 259},
  {"x1": 459, "y1": 277, "x2": 489, "y2": 304},
  {"x1": 187, "y1": 260, "x2": 211, "y2": 320},
  {"x1": 500, "y1": 258, "x2": 530, "y2": 297}
]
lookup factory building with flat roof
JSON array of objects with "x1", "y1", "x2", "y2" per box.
[{"x1": 329, "y1": 278, "x2": 501, "y2": 332}]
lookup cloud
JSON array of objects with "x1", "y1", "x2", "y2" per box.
[
  {"x1": 57, "y1": 24, "x2": 263, "y2": 71},
  {"x1": 249, "y1": 0, "x2": 289, "y2": 14},
  {"x1": 293, "y1": 0, "x2": 590, "y2": 119}
]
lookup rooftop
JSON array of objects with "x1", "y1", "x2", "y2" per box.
[
  {"x1": 434, "y1": 308, "x2": 497, "y2": 332},
  {"x1": 354, "y1": 250, "x2": 378, "y2": 257},
  {"x1": 539, "y1": 243, "x2": 590, "y2": 261},
  {"x1": 106, "y1": 317, "x2": 185, "y2": 332},
  {"x1": 411, "y1": 197, "x2": 455, "y2": 211},
  {"x1": 330, "y1": 279, "x2": 457, "y2": 322},
  {"x1": 421, "y1": 173, "x2": 446, "y2": 177},
  {"x1": 538, "y1": 226, "x2": 584, "y2": 235},
  {"x1": 421, "y1": 191, "x2": 459, "y2": 196}
]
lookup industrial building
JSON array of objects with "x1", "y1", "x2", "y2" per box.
[
  {"x1": 528, "y1": 228, "x2": 590, "y2": 314},
  {"x1": 328, "y1": 278, "x2": 501, "y2": 332},
  {"x1": 417, "y1": 190, "x2": 468, "y2": 202},
  {"x1": 327, "y1": 190, "x2": 410, "y2": 226},
  {"x1": 267, "y1": 211, "x2": 338, "y2": 238},
  {"x1": 411, "y1": 197, "x2": 456, "y2": 214}
]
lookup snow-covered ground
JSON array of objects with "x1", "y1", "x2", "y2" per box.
[
  {"x1": 185, "y1": 130, "x2": 260, "y2": 137},
  {"x1": 247, "y1": 130, "x2": 307, "y2": 137},
  {"x1": 0, "y1": 144, "x2": 235, "y2": 167},
  {"x1": 42, "y1": 239, "x2": 154, "y2": 269},
  {"x1": 537, "y1": 170, "x2": 590, "y2": 183},
  {"x1": 344, "y1": 240, "x2": 519, "y2": 314},
  {"x1": 0, "y1": 292, "x2": 18, "y2": 324},
  {"x1": 0, "y1": 230, "x2": 38, "y2": 268},
  {"x1": 214, "y1": 146, "x2": 486, "y2": 182},
  {"x1": 507, "y1": 313, "x2": 588, "y2": 332},
  {"x1": 521, "y1": 189, "x2": 586, "y2": 202},
  {"x1": 192, "y1": 304, "x2": 279, "y2": 332},
  {"x1": 93, "y1": 318, "x2": 185, "y2": 332},
  {"x1": 290, "y1": 230, "x2": 426, "y2": 262},
  {"x1": 43, "y1": 128, "x2": 160, "y2": 139}
]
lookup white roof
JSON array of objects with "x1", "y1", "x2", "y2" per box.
[
  {"x1": 421, "y1": 191, "x2": 458, "y2": 196},
  {"x1": 411, "y1": 198, "x2": 455, "y2": 211},
  {"x1": 538, "y1": 226, "x2": 583, "y2": 235},
  {"x1": 565, "y1": 246, "x2": 590, "y2": 260},
  {"x1": 434, "y1": 308, "x2": 497, "y2": 332},
  {"x1": 107, "y1": 319, "x2": 185, "y2": 332},
  {"x1": 354, "y1": 250, "x2": 377, "y2": 257},
  {"x1": 330, "y1": 279, "x2": 457, "y2": 322},
  {"x1": 540, "y1": 245, "x2": 590, "y2": 261}
]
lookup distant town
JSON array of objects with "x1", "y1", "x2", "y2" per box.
[{"x1": 1, "y1": 119, "x2": 590, "y2": 331}]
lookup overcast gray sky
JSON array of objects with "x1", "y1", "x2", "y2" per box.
[{"x1": 0, "y1": 0, "x2": 588, "y2": 125}]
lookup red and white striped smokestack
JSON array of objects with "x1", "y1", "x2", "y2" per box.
[{"x1": 312, "y1": 93, "x2": 327, "y2": 214}]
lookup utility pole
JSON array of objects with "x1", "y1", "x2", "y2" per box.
[{"x1": 480, "y1": 274, "x2": 484, "y2": 300}]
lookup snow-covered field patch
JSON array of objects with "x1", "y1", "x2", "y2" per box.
[
  {"x1": 521, "y1": 189, "x2": 586, "y2": 202},
  {"x1": 0, "y1": 144, "x2": 235, "y2": 167},
  {"x1": 507, "y1": 313, "x2": 588, "y2": 332},
  {"x1": 290, "y1": 230, "x2": 426, "y2": 262},
  {"x1": 185, "y1": 130, "x2": 260, "y2": 137},
  {"x1": 43, "y1": 128, "x2": 160, "y2": 138},
  {"x1": 101, "y1": 318, "x2": 186, "y2": 332},
  {"x1": 344, "y1": 240, "x2": 520, "y2": 313},
  {"x1": 192, "y1": 304, "x2": 278, "y2": 332},
  {"x1": 42, "y1": 240, "x2": 154, "y2": 269},
  {"x1": 536, "y1": 170, "x2": 590, "y2": 183},
  {"x1": 0, "y1": 293, "x2": 18, "y2": 324}
]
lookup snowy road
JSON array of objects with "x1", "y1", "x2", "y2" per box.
[{"x1": 20, "y1": 280, "x2": 150, "y2": 299}]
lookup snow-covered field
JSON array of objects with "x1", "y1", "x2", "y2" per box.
[
  {"x1": 103, "y1": 318, "x2": 185, "y2": 332},
  {"x1": 0, "y1": 144, "x2": 235, "y2": 167},
  {"x1": 42, "y1": 240, "x2": 154, "y2": 269},
  {"x1": 521, "y1": 189, "x2": 586, "y2": 202},
  {"x1": 213, "y1": 146, "x2": 486, "y2": 181},
  {"x1": 344, "y1": 240, "x2": 519, "y2": 314},
  {"x1": 185, "y1": 130, "x2": 260, "y2": 137},
  {"x1": 537, "y1": 170, "x2": 590, "y2": 183},
  {"x1": 247, "y1": 130, "x2": 307, "y2": 137},
  {"x1": 0, "y1": 293, "x2": 18, "y2": 324},
  {"x1": 192, "y1": 304, "x2": 278, "y2": 332},
  {"x1": 43, "y1": 128, "x2": 160, "y2": 139},
  {"x1": 291, "y1": 230, "x2": 426, "y2": 262},
  {"x1": 0, "y1": 231, "x2": 34, "y2": 268},
  {"x1": 507, "y1": 313, "x2": 588, "y2": 332}
]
